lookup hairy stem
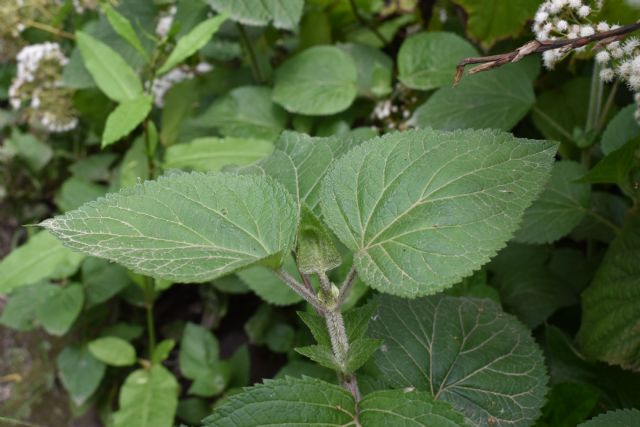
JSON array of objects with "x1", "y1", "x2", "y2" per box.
[
  {"x1": 337, "y1": 266, "x2": 358, "y2": 306},
  {"x1": 276, "y1": 269, "x2": 325, "y2": 312}
]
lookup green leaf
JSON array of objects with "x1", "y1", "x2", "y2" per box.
[
  {"x1": 163, "y1": 137, "x2": 274, "y2": 172},
  {"x1": 580, "y1": 138, "x2": 640, "y2": 185},
  {"x1": 102, "y1": 94, "x2": 153, "y2": 148},
  {"x1": 158, "y1": 15, "x2": 227, "y2": 75},
  {"x1": 179, "y1": 322, "x2": 230, "y2": 396},
  {"x1": 298, "y1": 310, "x2": 331, "y2": 346},
  {"x1": 195, "y1": 86, "x2": 287, "y2": 141},
  {"x1": 102, "y1": 3, "x2": 149, "y2": 61},
  {"x1": 203, "y1": 376, "x2": 465, "y2": 426},
  {"x1": 515, "y1": 161, "x2": 591, "y2": 244},
  {"x1": 340, "y1": 43, "x2": 393, "y2": 98},
  {"x1": 6, "y1": 131, "x2": 53, "y2": 172},
  {"x1": 273, "y1": 46, "x2": 358, "y2": 116},
  {"x1": 35, "y1": 283, "x2": 84, "y2": 336},
  {"x1": 296, "y1": 207, "x2": 341, "y2": 274},
  {"x1": 413, "y1": 63, "x2": 535, "y2": 131},
  {"x1": 152, "y1": 339, "x2": 176, "y2": 364},
  {"x1": 453, "y1": 0, "x2": 538, "y2": 48},
  {"x1": 358, "y1": 390, "x2": 466, "y2": 426},
  {"x1": 40, "y1": 172, "x2": 298, "y2": 283},
  {"x1": 398, "y1": 32, "x2": 478, "y2": 91},
  {"x1": 345, "y1": 338, "x2": 381, "y2": 373},
  {"x1": 88, "y1": 336, "x2": 137, "y2": 366},
  {"x1": 117, "y1": 136, "x2": 149, "y2": 189},
  {"x1": 82, "y1": 258, "x2": 132, "y2": 306},
  {"x1": 320, "y1": 129, "x2": 556, "y2": 297},
  {"x1": 295, "y1": 344, "x2": 340, "y2": 370},
  {"x1": 369, "y1": 294, "x2": 548, "y2": 426},
  {"x1": 76, "y1": 31, "x2": 143, "y2": 102},
  {"x1": 237, "y1": 255, "x2": 304, "y2": 305},
  {"x1": 578, "y1": 216, "x2": 640, "y2": 370},
  {"x1": 538, "y1": 383, "x2": 600, "y2": 427},
  {"x1": 579, "y1": 409, "x2": 640, "y2": 426},
  {"x1": 113, "y1": 365, "x2": 179, "y2": 427},
  {"x1": 601, "y1": 104, "x2": 640, "y2": 155},
  {"x1": 0, "y1": 283, "x2": 58, "y2": 331},
  {"x1": 207, "y1": 0, "x2": 304, "y2": 30},
  {"x1": 55, "y1": 176, "x2": 108, "y2": 212},
  {"x1": 57, "y1": 344, "x2": 106, "y2": 406},
  {"x1": 0, "y1": 231, "x2": 85, "y2": 294}
]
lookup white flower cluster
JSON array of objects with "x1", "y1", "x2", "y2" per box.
[
  {"x1": 151, "y1": 62, "x2": 213, "y2": 107},
  {"x1": 156, "y1": 5, "x2": 177, "y2": 39},
  {"x1": 533, "y1": 0, "x2": 608, "y2": 69},
  {"x1": 9, "y1": 42, "x2": 78, "y2": 132}
]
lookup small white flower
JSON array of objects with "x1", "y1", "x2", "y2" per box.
[
  {"x1": 578, "y1": 5, "x2": 591, "y2": 17},
  {"x1": 556, "y1": 20, "x2": 569, "y2": 32},
  {"x1": 535, "y1": 11, "x2": 550, "y2": 23},
  {"x1": 597, "y1": 22, "x2": 610, "y2": 32},
  {"x1": 595, "y1": 50, "x2": 611, "y2": 64},
  {"x1": 579, "y1": 26, "x2": 595, "y2": 37},
  {"x1": 600, "y1": 68, "x2": 615, "y2": 82}
]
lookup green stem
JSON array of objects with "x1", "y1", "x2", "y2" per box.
[
  {"x1": 348, "y1": 0, "x2": 387, "y2": 46},
  {"x1": 586, "y1": 62, "x2": 604, "y2": 133},
  {"x1": 596, "y1": 79, "x2": 619, "y2": 135},
  {"x1": 143, "y1": 276, "x2": 156, "y2": 355},
  {"x1": 586, "y1": 209, "x2": 622, "y2": 234},
  {"x1": 236, "y1": 23, "x2": 264, "y2": 83}
]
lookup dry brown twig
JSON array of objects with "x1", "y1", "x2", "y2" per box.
[{"x1": 454, "y1": 21, "x2": 640, "y2": 86}]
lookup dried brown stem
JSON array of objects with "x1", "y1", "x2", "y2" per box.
[{"x1": 454, "y1": 21, "x2": 640, "y2": 86}]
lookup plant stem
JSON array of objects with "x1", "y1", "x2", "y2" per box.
[
  {"x1": 143, "y1": 276, "x2": 156, "y2": 355},
  {"x1": 348, "y1": 0, "x2": 387, "y2": 46},
  {"x1": 337, "y1": 266, "x2": 358, "y2": 306},
  {"x1": 586, "y1": 62, "x2": 604, "y2": 133},
  {"x1": 236, "y1": 23, "x2": 264, "y2": 83},
  {"x1": 23, "y1": 20, "x2": 75, "y2": 40},
  {"x1": 586, "y1": 208, "x2": 622, "y2": 234},
  {"x1": 277, "y1": 269, "x2": 325, "y2": 312},
  {"x1": 596, "y1": 79, "x2": 620, "y2": 134}
]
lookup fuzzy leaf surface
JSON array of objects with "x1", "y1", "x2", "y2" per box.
[
  {"x1": 578, "y1": 216, "x2": 640, "y2": 370},
  {"x1": 40, "y1": 172, "x2": 298, "y2": 283},
  {"x1": 579, "y1": 409, "x2": 640, "y2": 426},
  {"x1": 207, "y1": 0, "x2": 304, "y2": 29},
  {"x1": 320, "y1": 129, "x2": 556, "y2": 296},
  {"x1": 369, "y1": 294, "x2": 548, "y2": 427}
]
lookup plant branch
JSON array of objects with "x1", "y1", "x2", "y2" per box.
[
  {"x1": 348, "y1": 0, "x2": 388, "y2": 46},
  {"x1": 454, "y1": 22, "x2": 640, "y2": 85},
  {"x1": 142, "y1": 276, "x2": 156, "y2": 355},
  {"x1": 24, "y1": 20, "x2": 75, "y2": 40},
  {"x1": 337, "y1": 266, "x2": 358, "y2": 306},
  {"x1": 277, "y1": 269, "x2": 325, "y2": 312}
]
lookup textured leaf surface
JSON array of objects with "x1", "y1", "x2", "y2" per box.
[
  {"x1": 515, "y1": 161, "x2": 591, "y2": 244},
  {"x1": 398, "y1": 32, "x2": 478, "y2": 91},
  {"x1": 579, "y1": 409, "x2": 640, "y2": 426},
  {"x1": 163, "y1": 137, "x2": 274, "y2": 172},
  {"x1": 453, "y1": 0, "x2": 538, "y2": 48},
  {"x1": 158, "y1": 15, "x2": 227, "y2": 74},
  {"x1": 273, "y1": 46, "x2": 358, "y2": 116},
  {"x1": 196, "y1": 86, "x2": 287, "y2": 141},
  {"x1": 413, "y1": 64, "x2": 535, "y2": 131},
  {"x1": 578, "y1": 216, "x2": 640, "y2": 370},
  {"x1": 102, "y1": 94, "x2": 153, "y2": 148},
  {"x1": 76, "y1": 31, "x2": 143, "y2": 102},
  {"x1": 369, "y1": 295, "x2": 548, "y2": 427},
  {"x1": 88, "y1": 336, "x2": 136, "y2": 366},
  {"x1": 207, "y1": 0, "x2": 304, "y2": 29},
  {"x1": 203, "y1": 376, "x2": 465, "y2": 426},
  {"x1": 321, "y1": 129, "x2": 556, "y2": 296},
  {"x1": 40, "y1": 172, "x2": 298, "y2": 283},
  {"x1": 0, "y1": 231, "x2": 84, "y2": 294},
  {"x1": 57, "y1": 345, "x2": 106, "y2": 406},
  {"x1": 113, "y1": 365, "x2": 179, "y2": 427}
]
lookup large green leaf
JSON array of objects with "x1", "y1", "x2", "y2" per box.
[
  {"x1": 578, "y1": 216, "x2": 640, "y2": 370},
  {"x1": 579, "y1": 409, "x2": 640, "y2": 426},
  {"x1": 35, "y1": 283, "x2": 84, "y2": 336},
  {"x1": 515, "y1": 161, "x2": 591, "y2": 244},
  {"x1": 55, "y1": 176, "x2": 108, "y2": 212},
  {"x1": 369, "y1": 295, "x2": 548, "y2": 427},
  {"x1": 413, "y1": 63, "x2": 535, "y2": 131},
  {"x1": 76, "y1": 31, "x2": 143, "y2": 102},
  {"x1": 57, "y1": 345, "x2": 106, "y2": 406},
  {"x1": 340, "y1": 43, "x2": 393, "y2": 98},
  {"x1": 239, "y1": 130, "x2": 374, "y2": 214},
  {"x1": 102, "y1": 94, "x2": 153, "y2": 148},
  {"x1": 0, "y1": 282, "x2": 58, "y2": 331},
  {"x1": 237, "y1": 255, "x2": 304, "y2": 305},
  {"x1": 40, "y1": 172, "x2": 298, "y2": 283},
  {"x1": 398, "y1": 32, "x2": 478, "y2": 91},
  {"x1": 158, "y1": 15, "x2": 227, "y2": 75},
  {"x1": 113, "y1": 365, "x2": 179, "y2": 427},
  {"x1": 164, "y1": 137, "x2": 274, "y2": 172},
  {"x1": 601, "y1": 105, "x2": 640, "y2": 155},
  {"x1": 88, "y1": 336, "x2": 137, "y2": 366},
  {"x1": 196, "y1": 86, "x2": 287, "y2": 141},
  {"x1": 207, "y1": 0, "x2": 304, "y2": 29},
  {"x1": 0, "y1": 231, "x2": 85, "y2": 294},
  {"x1": 273, "y1": 46, "x2": 358, "y2": 116},
  {"x1": 320, "y1": 129, "x2": 556, "y2": 297},
  {"x1": 203, "y1": 376, "x2": 465, "y2": 426},
  {"x1": 179, "y1": 323, "x2": 230, "y2": 397},
  {"x1": 453, "y1": 0, "x2": 538, "y2": 48}
]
